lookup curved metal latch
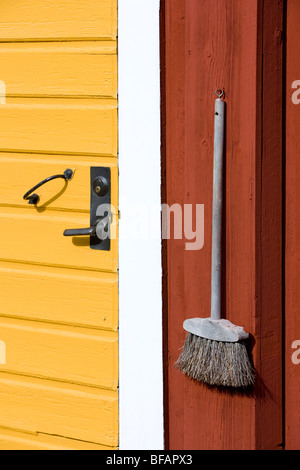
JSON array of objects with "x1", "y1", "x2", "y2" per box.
[{"x1": 23, "y1": 169, "x2": 74, "y2": 205}]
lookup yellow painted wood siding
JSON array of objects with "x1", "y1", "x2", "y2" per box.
[
  {"x1": 0, "y1": 262, "x2": 118, "y2": 330},
  {"x1": 0, "y1": 373, "x2": 118, "y2": 446},
  {"x1": 0, "y1": 0, "x2": 118, "y2": 450},
  {"x1": 0, "y1": 99, "x2": 117, "y2": 155},
  {"x1": 0, "y1": 154, "x2": 118, "y2": 210},
  {"x1": 0, "y1": 318, "x2": 118, "y2": 389},
  {"x1": 0, "y1": 43, "x2": 117, "y2": 98},
  {"x1": 0, "y1": 428, "x2": 115, "y2": 450},
  {"x1": 0, "y1": 1, "x2": 117, "y2": 40}
]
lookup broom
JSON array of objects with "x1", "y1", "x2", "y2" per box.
[{"x1": 176, "y1": 90, "x2": 255, "y2": 388}]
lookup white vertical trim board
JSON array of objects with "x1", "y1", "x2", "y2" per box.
[{"x1": 118, "y1": 0, "x2": 164, "y2": 450}]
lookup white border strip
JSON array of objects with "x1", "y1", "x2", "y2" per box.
[{"x1": 118, "y1": 0, "x2": 164, "y2": 450}]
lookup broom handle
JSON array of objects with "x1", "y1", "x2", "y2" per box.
[{"x1": 210, "y1": 96, "x2": 225, "y2": 320}]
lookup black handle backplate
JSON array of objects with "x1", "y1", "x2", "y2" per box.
[
  {"x1": 62, "y1": 167, "x2": 111, "y2": 251},
  {"x1": 90, "y1": 167, "x2": 111, "y2": 251}
]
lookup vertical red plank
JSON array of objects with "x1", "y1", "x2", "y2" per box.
[
  {"x1": 286, "y1": 0, "x2": 300, "y2": 450},
  {"x1": 256, "y1": 0, "x2": 284, "y2": 450},
  {"x1": 162, "y1": 0, "x2": 283, "y2": 449}
]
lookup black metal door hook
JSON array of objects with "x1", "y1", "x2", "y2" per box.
[{"x1": 23, "y1": 169, "x2": 74, "y2": 205}]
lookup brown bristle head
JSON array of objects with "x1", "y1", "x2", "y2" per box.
[{"x1": 176, "y1": 332, "x2": 255, "y2": 388}]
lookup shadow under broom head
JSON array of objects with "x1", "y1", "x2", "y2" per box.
[{"x1": 176, "y1": 91, "x2": 255, "y2": 388}]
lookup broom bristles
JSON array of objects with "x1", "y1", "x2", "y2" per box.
[{"x1": 176, "y1": 332, "x2": 255, "y2": 388}]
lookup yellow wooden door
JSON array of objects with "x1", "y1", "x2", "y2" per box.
[{"x1": 0, "y1": 1, "x2": 118, "y2": 450}]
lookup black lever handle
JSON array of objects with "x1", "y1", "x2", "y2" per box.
[
  {"x1": 63, "y1": 219, "x2": 108, "y2": 240},
  {"x1": 63, "y1": 226, "x2": 96, "y2": 237},
  {"x1": 23, "y1": 169, "x2": 74, "y2": 205}
]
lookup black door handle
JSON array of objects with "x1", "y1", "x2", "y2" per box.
[
  {"x1": 23, "y1": 169, "x2": 74, "y2": 205},
  {"x1": 63, "y1": 226, "x2": 96, "y2": 237},
  {"x1": 63, "y1": 220, "x2": 108, "y2": 239}
]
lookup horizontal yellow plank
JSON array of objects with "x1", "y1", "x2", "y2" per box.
[
  {"x1": 0, "y1": 154, "x2": 118, "y2": 212},
  {"x1": 0, "y1": 428, "x2": 114, "y2": 450},
  {"x1": 0, "y1": 261, "x2": 118, "y2": 330},
  {"x1": 0, "y1": 0, "x2": 117, "y2": 40},
  {"x1": 0, "y1": 102, "x2": 117, "y2": 156},
  {"x1": 0, "y1": 207, "x2": 118, "y2": 272},
  {"x1": 0, "y1": 373, "x2": 118, "y2": 446},
  {"x1": 0, "y1": 43, "x2": 117, "y2": 97},
  {"x1": 0, "y1": 40, "x2": 117, "y2": 55},
  {"x1": 0, "y1": 318, "x2": 118, "y2": 389}
]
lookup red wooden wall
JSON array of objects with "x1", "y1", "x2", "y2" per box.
[
  {"x1": 161, "y1": 0, "x2": 284, "y2": 449},
  {"x1": 286, "y1": 0, "x2": 300, "y2": 451}
]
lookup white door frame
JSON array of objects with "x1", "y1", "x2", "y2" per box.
[{"x1": 118, "y1": 0, "x2": 164, "y2": 450}]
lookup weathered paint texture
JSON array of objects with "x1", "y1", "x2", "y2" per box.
[
  {"x1": 0, "y1": 0, "x2": 118, "y2": 450},
  {"x1": 162, "y1": 0, "x2": 283, "y2": 449},
  {"x1": 286, "y1": 0, "x2": 300, "y2": 450}
]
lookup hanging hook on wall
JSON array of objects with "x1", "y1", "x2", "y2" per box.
[{"x1": 215, "y1": 88, "x2": 225, "y2": 100}]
